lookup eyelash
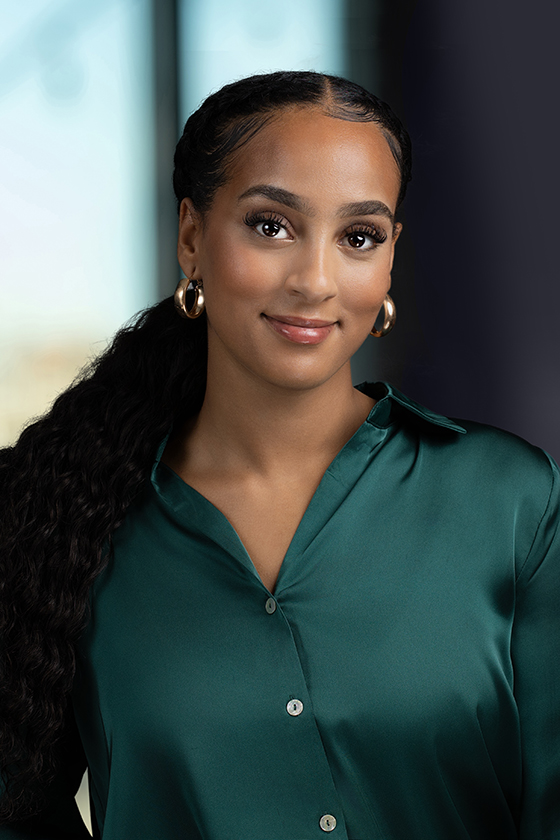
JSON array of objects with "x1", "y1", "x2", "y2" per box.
[
  {"x1": 345, "y1": 223, "x2": 387, "y2": 247},
  {"x1": 243, "y1": 211, "x2": 387, "y2": 249},
  {"x1": 244, "y1": 211, "x2": 286, "y2": 232}
]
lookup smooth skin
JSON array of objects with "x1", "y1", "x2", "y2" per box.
[{"x1": 164, "y1": 106, "x2": 402, "y2": 592}]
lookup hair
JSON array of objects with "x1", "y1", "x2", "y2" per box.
[
  {"x1": 0, "y1": 70, "x2": 411, "y2": 821},
  {"x1": 174, "y1": 70, "x2": 411, "y2": 215}
]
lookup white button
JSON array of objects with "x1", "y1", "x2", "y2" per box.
[
  {"x1": 265, "y1": 597, "x2": 277, "y2": 614},
  {"x1": 319, "y1": 814, "x2": 337, "y2": 832},
  {"x1": 286, "y1": 698, "x2": 304, "y2": 716}
]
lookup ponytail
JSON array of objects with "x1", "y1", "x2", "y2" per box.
[{"x1": 0, "y1": 298, "x2": 206, "y2": 819}]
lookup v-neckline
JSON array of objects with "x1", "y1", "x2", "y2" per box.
[{"x1": 154, "y1": 412, "x2": 389, "y2": 595}]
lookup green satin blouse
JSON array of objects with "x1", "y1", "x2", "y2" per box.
[{"x1": 4, "y1": 382, "x2": 560, "y2": 839}]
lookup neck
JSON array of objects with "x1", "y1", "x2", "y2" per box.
[{"x1": 172, "y1": 358, "x2": 374, "y2": 480}]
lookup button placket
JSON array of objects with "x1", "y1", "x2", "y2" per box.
[{"x1": 258, "y1": 592, "x2": 345, "y2": 838}]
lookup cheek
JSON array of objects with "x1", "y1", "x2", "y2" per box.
[
  {"x1": 202, "y1": 236, "x2": 280, "y2": 305},
  {"x1": 339, "y1": 256, "x2": 392, "y2": 316}
]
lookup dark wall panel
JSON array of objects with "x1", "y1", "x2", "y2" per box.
[
  {"x1": 346, "y1": 0, "x2": 421, "y2": 389},
  {"x1": 152, "y1": 0, "x2": 181, "y2": 298},
  {"x1": 350, "y1": 0, "x2": 560, "y2": 461}
]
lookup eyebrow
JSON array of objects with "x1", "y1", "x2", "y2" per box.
[
  {"x1": 337, "y1": 200, "x2": 394, "y2": 224},
  {"x1": 238, "y1": 184, "x2": 394, "y2": 224},
  {"x1": 238, "y1": 185, "x2": 314, "y2": 215}
]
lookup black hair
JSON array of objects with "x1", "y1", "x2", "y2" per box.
[
  {"x1": 173, "y1": 70, "x2": 411, "y2": 215},
  {"x1": 0, "y1": 70, "x2": 411, "y2": 822}
]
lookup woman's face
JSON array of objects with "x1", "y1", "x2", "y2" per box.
[{"x1": 178, "y1": 106, "x2": 402, "y2": 393}]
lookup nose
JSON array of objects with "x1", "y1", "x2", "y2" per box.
[{"x1": 284, "y1": 241, "x2": 338, "y2": 302}]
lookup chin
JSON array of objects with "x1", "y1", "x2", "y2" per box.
[{"x1": 252, "y1": 359, "x2": 349, "y2": 393}]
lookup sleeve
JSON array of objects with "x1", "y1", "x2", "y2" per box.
[
  {"x1": 0, "y1": 705, "x2": 92, "y2": 839},
  {"x1": 512, "y1": 453, "x2": 560, "y2": 839}
]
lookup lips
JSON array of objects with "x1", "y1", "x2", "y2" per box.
[{"x1": 263, "y1": 314, "x2": 337, "y2": 345}]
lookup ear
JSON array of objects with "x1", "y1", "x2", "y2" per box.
[
  {"x1": 389, "y1": 222, "x2": 402, "y2": 272},
  {"x1": 177, "y1": 198, "x2": 204, "y2": 278}
]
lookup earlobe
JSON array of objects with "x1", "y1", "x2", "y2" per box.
[{"x1": 177, "y1": 198, "x2": 203, "y2": 276}]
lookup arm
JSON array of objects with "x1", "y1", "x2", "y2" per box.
[
  {"x1": 0, "y1": 706, "x2": 92, "y2": 840},
  {"x1": 512, "y1": 454, "x2": 560, "y2": 839}
]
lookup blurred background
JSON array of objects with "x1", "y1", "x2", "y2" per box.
[
  {"x1": 2, "y1": 0, "x2": 559, "y2": 830},
  {"x1": 2, "y1": 0, "x2": 559, "y2": 456}
]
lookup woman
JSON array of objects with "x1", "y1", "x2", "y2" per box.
[{"x1": 1, "y1": 71, "x2": 559, "y2": 839}]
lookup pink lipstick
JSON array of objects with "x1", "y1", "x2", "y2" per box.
[{"x1": 263, "y1": 314, "x2": 336, "y2": 345}]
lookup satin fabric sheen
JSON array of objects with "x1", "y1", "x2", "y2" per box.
[{"x1": 3, "y1": 383, "x2": 560, "y2": 839}]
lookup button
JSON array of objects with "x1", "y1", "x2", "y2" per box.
[
  {"x1": 265, "y1": 597, "x2": 277, "y2": 614},
  {"x1": 319, "y1": 814, "x2": 337, "y2": 832},
  {"x1": 286, "y1": 698, "x2": 304, "y2": 716}
]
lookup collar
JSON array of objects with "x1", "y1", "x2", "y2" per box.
[
  {"x1": 153, "y1": 381, "x2": 467, "y2": 479},
  {"x1": 357, "y1": 381, "x2": 467, "y2": 434}
]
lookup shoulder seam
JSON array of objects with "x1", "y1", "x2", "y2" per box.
[{"x1": 515, "y1": 451, "x2": 558, "y2": 583}]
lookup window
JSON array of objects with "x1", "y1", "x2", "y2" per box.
[{"x1": 0, "y1": 0, "x2": 155, "y2": 446}]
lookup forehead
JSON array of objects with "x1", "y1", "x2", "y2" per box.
[{"x1": 222, "y1": 106, "x2": 401, "y2": 213}]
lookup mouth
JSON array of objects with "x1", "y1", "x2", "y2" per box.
[{"x1": 262, "y1": 314, "x2": 337, "y2": 345}]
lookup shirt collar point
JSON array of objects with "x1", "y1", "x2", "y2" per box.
[{"x1": 357, "y1": 381, "x2": 467, "y2": 435}]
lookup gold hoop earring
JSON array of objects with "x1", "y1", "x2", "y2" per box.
[
  {"x1": 174, "y1": 277, "x2": 205, "y2": 319},
  {"x1": 370, "y1": 294, "x2": 396, "y2": 337}
]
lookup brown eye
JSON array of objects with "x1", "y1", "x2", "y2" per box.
[
  {"x1": 253, "y1": 219, "x2": 290, "y2": 240},
  {"x1": 348, "y1": 232, "x2": 367, "y2": 248},
  {"x1": 244, "y1": 211, "x2": 291, "y2": 240},
  {"x1": 341, "y1": 224, "x2": 387, "y2": 250},
  {"x1": 260, "y1": 220, "x2": 282, "y2": 237}
]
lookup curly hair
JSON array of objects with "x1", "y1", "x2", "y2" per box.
[{"x1": 0, "y1": 70, "x2": 411, "y2": 821}]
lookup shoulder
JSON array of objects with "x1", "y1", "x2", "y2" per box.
[
  {"x1": 416, "y1": 415, "x2": 559, "y2": 581},
  {"x1": 385, "y1": 380, "x2": 555, "y2": 488},
  {"x1": 446, "y1": 416, "x2": 557, "y2": 494},
  {"x1": 367, "y1": 381, "x2": 557, "y2": 499},
  {"x1": 375, "y1": 382, "x2": 559, "y2": 544},
  {"x1": 430, "y1": 417, "x2": 559, "y2": 578}
]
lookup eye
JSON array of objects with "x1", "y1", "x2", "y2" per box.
[
  {"x1": 256, "y1": 220, "x2": 289, "y2": 239},
  {"x1": 244, "y1": 211, "x2": 291, "y2": 240},
  {"x1": 341, "y1": 224, "x2": 387, "y2": 251}
]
